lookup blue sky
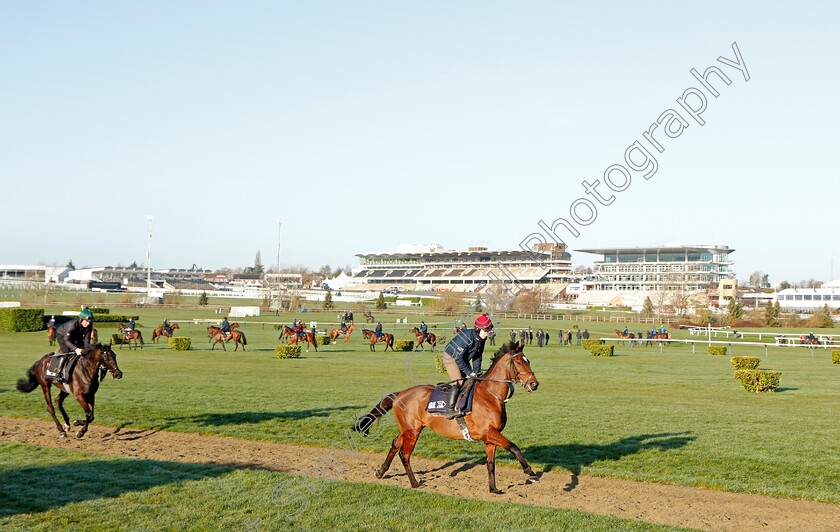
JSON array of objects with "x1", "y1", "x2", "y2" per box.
[{"x1": 2, "y1": 1, "x2": 837, "y2": 283}]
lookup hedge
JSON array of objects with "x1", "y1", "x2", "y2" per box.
[
  {"x1": 90, "y1": 307, "x2": 111, "y2": 314},
  {"x1": 318, "y1": 335, "x2": 331, "y2": 346},
  {"x1": 168, "y1": 337, "x2": 192, "y2": 351},
  {"x1": 734, "y1": 369, "x2": 781, "y2": 392},
  {"x1": 589, "y1": 345, "x2": 615, "y2": 356},
  {"x1": 0, "y1": 308, "x2": 44, "y2": 332},
  {"x1": 89, "y1": 314, "x2": 136, "y2": 324},
  {"x1": 275, "y1": 345, "x2": 302, "y2": 359},
  {"x1": 110, "y1": 333, "x2": 127, "y2": 345},
  {"x1": 832, "y1": 350, "x2": 840, "y2": 364},
  {"x1": 708, "y1": 346, "x2": 728, "y2": 356},
  {"x1": 581, "y1": 339, "x2": 603, "y2": 350},
  {"x1": 731, "y1": 356, "x2": 761, "y2": 370},
  {"x1": 394, "y1": 340, "x2": 414, "y2": 351}
]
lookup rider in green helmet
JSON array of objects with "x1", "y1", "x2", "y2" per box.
[{"x1": 54, "y1": 309, "x2": 95, "y2": 383}]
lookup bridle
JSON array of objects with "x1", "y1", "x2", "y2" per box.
[{"x1": 476, "y1": 351, "x2": 536, "y2": 404}]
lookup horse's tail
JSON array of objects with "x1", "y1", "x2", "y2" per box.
[
  {"x1": 353, "y1": 393, "x2": 397, "y2": 436},
  {"x1": 138, "y1": 331, "x2": 144, "y2": 345},
  {"x1": 240, "y1": 331, "x2": 247, "y2": 345},
  {"x1": 16, "y1": 363, "x2": 39, "y2": 393}
]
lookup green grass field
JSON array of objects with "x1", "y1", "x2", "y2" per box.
[{"x1": 1, "y1": 306, "x2": 838, "y2": 529}]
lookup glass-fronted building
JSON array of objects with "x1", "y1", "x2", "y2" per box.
[{"x1": 576, "y1": 245, "x2": 735, "y2": 292}]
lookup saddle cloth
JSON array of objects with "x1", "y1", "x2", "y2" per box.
[{"x1": 425, "y1": 379, "x2": 476, "y2": 416}]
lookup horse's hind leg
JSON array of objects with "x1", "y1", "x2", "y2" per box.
[
  {"x1": 376, "y1": 433, "x2": 403, "y2": 479},
  {"x1": 397, "y1": 429, "x2": 422, "y2": 488},
  {"x1": 44, "y1": 385, "x2": 68, "y2": 437}
]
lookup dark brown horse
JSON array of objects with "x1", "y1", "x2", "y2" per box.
[
  {"x1": 354, "y1": 341, "x2": 540, "y2": 493},
  {"x1": 409, "y1": 327, "x2": 437, "y2": 351},
  {"x1": 362, "y1": 329, "x2": 394, "y2": 352},
  {"x1": 47, "y1": 326, "x2": 56, "y2": 346},
  {"x1": 152, "y1": 322, "x2": 180, "y2": 343},
  {"x1": 210, "y1": 328, "x2": 248, "y2": 351},
  {"x1": 365, "y1": 312, "x2": 375, "y2": 323},
  {"x1": 329, "y1": 323, "x2": 357, "y2": 344},
  {"x1": 16, "y1": 343, "x2": 123, "y2": 438},
  {"x1": 283, "y1": 326, "x2": 318, "y2": 352},
  {"x1": 117, "y1": 324, "x2": 144, "y2": 350}
]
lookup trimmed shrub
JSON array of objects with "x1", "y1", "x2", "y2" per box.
[
  {"x1": 734, "y1": 369, "x2": 781, "y2": 392},
  {"x1": 394, "y1": 340, "x2": 414, "y2": 352},
  {"x1": 581, "y1": 339, "x2": 603, "y2": 350},
  {"x1": 0, "y1": 308, "x2": 45, "y2": 332},
  {"x1": 273, "y1": 324, "x2": 283, "y2": 330},
  {"x1": 832, "y1": 350, "x2": 840, "y2": 364},
  {"x1": 168, "y1": 337, "x2": 192, "y2": 351},
  {"x1": 731, "y1": 356, "x2": 761, "y2": 370},
  {"x1": 318, "y1": 335, "x2": 331, "y2": 346},
  {"x1": 110, "y1": 333, "x2": 127, "y2": 345},
  {"x1": 275, "y1": 345, "x2": 301, "y2": 359},
  {"x1": 589, "y1": 345, "x2": 615, "y2": 356},
  {"x1": 90, "y1": 307, "x2": 111, "y2": 314},
  {"x1": 708, "y1": 346, "x2": 728, "y2": 356}
]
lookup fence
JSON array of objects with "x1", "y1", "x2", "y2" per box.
[{"x1": 600, "y1": 337, "x2": 831, "y2": 358}]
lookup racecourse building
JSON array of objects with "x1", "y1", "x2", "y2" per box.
[
  {"x1": 350, "y1": 243, "x2": 573, "y2": 292},
  {"x1": 775, "y1": 280, "x2": 840, "y2": 312},
  {"x1": 573, "y1": 245, "x2": 735, "y2": 308}
]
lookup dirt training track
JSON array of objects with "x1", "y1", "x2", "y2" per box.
[{"x1": 2, "y1": 416, "x2": 838, "y2": 531}]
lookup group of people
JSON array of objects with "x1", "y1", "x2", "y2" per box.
[{"x1": 507, "y1": 326, "x2": 590, "y2": 347}]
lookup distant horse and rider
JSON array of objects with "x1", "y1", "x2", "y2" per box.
[
  {"x1": 117, "y1": 323, "x2": 144, "y2": 350},
  {"x1": 409, "y1": 327, "x2": 437, "y2": 351},
  {"x1": 280, "y1": 326, "x2": 319, "y2": 352},
  {"x1": 207, "y1": 324, "x2": 247, "y2": 351},
  {"x1": 329, "y1": 323, "x2": 357, "y2": 344},
  {"x1": 615, "y1": 329, "x2": 636, "y2": 340},
  {"x1": 362, "y1": 329, "x2": 394, "y2": 352},
  {"x1": 364, "y1": 312, "x2": 375, "y2": 323},
  {"x1": 16, "y1": 342, "x2": 123, "y2": 438},
  {"x1": 152, "y1": 322, "x2": 180, "y2": 343}
]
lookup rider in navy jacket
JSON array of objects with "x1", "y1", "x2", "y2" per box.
[{"x1": 441, "y1": 313, "x2": 493, "y2": 419}]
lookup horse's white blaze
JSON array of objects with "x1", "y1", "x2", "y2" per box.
[{"x1": 522, "y1": 356, "x2": 529, "y2": 363}]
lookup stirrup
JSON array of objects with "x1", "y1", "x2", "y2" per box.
[{"x1": 445, "y1": 407, "x2": 461, "y2": 420}]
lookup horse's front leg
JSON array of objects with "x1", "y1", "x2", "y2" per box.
[
  {"x1": 485, "y1": 428, "x2": 539, "y2": 484},
  {"x1": 485, "y1": 443, "x2": 503, "y2": 494},
  {"x1": 72, "y1": 393, "x2": 94, "y2": 438}
]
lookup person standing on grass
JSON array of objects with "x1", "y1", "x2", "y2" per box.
[
  {"x1": 545, "y1": 330, "x2": 550, "y2": 346},
  {"x1": 576, "y1": 329, "x2": 582, "y2": 346},
  {"x1": 510, "y1": 329, "x2": 516, "y2": 343}
]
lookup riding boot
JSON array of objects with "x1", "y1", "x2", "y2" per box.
[
  {"x1": 55, "y1": 357, "x2": 67, "y2": 383},
  {"x1": 445, "y1": 384, "x2": 461, "y2": 420}
]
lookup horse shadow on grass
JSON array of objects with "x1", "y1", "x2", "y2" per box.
[
  {"x1": 160, "y1": 405, "x2": 365, "y2": 428},
  {"x1": 0, "y1": 458, "x2": 229, "y2": 517},
  {"x1": 525, "y1": 431, "x2": 696, "y2": 491}
]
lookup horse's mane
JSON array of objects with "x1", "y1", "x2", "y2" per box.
[
  {"x1": 82, "y1": 343, "x2": 104, "y2": 356},
  {"x1": 487, "y1": 340, "x2": 521, "y2": 370}
]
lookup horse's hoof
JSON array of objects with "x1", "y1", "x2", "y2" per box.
[
  {"x1": 527, "y1": 476, "x2": 540, "y2": 484},
  {"x1": 490, "y1": 488, "x2": 504, "y2": 494},
  {"x1": 59, "y1": 432, "x2": 67, "y2": 438},
  {"x1": 63, "y1": 423, "x2": 71, "y2": 432},
  {"x1": 75, "y1": 431, "x2": 85, "y2": 439},
  {"x1": 374, "y1": 470, "x2": 384, "y2": 479},
  {"x1": 73, "y1": 420, "x2": 85, "y2": 426}
]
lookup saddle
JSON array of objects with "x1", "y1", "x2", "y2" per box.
[
  {"x1": 45, "y1": 353, "x2": 79, "y2": 383},
  {"x1": 425, "y1": 378, "x2": 477, "y2": 417}
]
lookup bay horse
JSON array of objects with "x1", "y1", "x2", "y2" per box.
[
  {"x1": 362, "y1": 329, "x2": 394, "y2": 352},
  {"x1": 210, "y1": 328, "x2": 248, "y2": 351},
  {"x1": 652, "y1": 331, "x2": 671, "y2": 345},
  {"x1": 152, "y1": 322, "x2": 180, "y2": 343},
  {"x1": 47, "y1": 326, "x2": 56, "y2": 346},
  {"x1": 16, "y1": 342, "x2": 123, "y2": 438},
  {"x1": 354, "y1": 341, "x2": 540, "y2": 493},
  {"x1": 117, "y1": 324, "x2": 144, "y2": 350},
  {"x1": 329, "y1": 323, "x2": 357, "y2": 344},
  {"x1": 283, "y1": 326, "x2": 318, "y2": 352},
  {"x1": 365, "y1": 312, "x2": 375, "y2": 323},
  {"x1": 615, "y1": 330, "x2": 635, "y2": 340},
  {"x1": 409, "y1": 327, "x2": 437, "y2": 351}
]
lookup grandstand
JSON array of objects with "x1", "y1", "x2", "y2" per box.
[{"x1": 349, "y1": 243, "x2": 573, "y2": 294}]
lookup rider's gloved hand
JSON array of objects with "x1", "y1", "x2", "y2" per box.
[
  {"x1": 74, "y1": 348, "x2": 83, "y2": 355},
  {"x1": 468, "y1": 372, "x2": 477, "y2": 378}
]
